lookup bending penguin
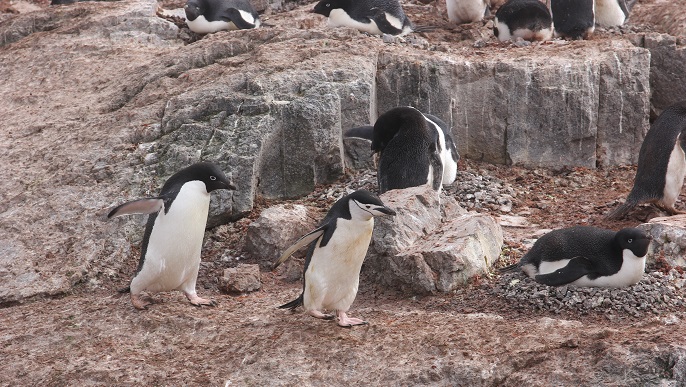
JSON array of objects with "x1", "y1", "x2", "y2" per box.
[
  {"x1": 594, "y1": 0, "x2": 630, "y2": 28},
  {"x1": 446, "y1": 0, "x2": 490, "y2": 25},
  {"x1": 273, "y1": 190, "x2": 395, "y2": 327},
  {"x1": 606, "y1": 101, "x2": 686, "y2": 220},
  {"x1": 372, "y1": 106, "x2": 459, "y2": 194},
  {"x1": 502, "y1": 226, "x2": 652, "y2": 287},
  {"x1": 185, "y1": 0, "x2": 260, "y2": 34},
  {"x1": 494, "y1": 0, "x2": 553, "y2": 42},
  {"x1": 550, "y1": 0, "x2": 595, "y2": 39},
  {"x1": 108, "y1": 162, "x2": 236, "y2": 309},
  {"x1": 312, "y1": 0, "x2": 419, "y2": 36}
]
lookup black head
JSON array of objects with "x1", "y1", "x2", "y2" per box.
[
  {"x1": 184, "y1": 0, "x2": 205, "y2": 21},
  {"x1": 614, "y1": 228, "x2": 652, "y2": 258},
  {"x1": 371, "y1": 106, "x2": 426, "y2": 153},
  {"x1": 312, "y1": 0, "x2": 349, "y2": 17},
  {"x1": 346, "y1": 189, "x2": 396, "y2": 217},
  {"x1": 162, "y1": 162, "x2": 236, "y2": 194}
]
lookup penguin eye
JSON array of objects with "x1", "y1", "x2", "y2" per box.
[
  {"x1": 628, "y1": 239, "x2": 633, "y2": 243},
  {"x1": 326, "y1": 3, "x2": 330, "y2": 7},
  {"x1": 210, "y1": 176, "x2": 217, "y2": 181}
]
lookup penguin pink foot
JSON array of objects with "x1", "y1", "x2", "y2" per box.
[
  {"x1": 185, "y1": 292, "x2": 217, "y2": 307},
  {"x1": 131, "y1": 294, "x2": 153, "y2": 310},
  {"x1": 309, "y1": 310, "x2": 335, "y2": 320},
  {"x1": 336, "y1": 310, "x2": 368, "y2": 327}
]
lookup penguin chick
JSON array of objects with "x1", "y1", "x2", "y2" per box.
[
  {"x1": 446, "y1": 0, "x2": 490, "y2": 24},
  {"x1": 502, "y1": 226, "x2": 651, "y2": 287},
  {"x1": 312, "y1": 0, "x2": 416, "y2": 36},
  {"x1": 108, "y1": 162, "x2": 236, "y2": 310},
  {"x1": 185, "y1": 0, "x2": 260, "y2": 34},
  {"x1": 274, "y1": 190, "x2": 395, "y2": 327},
  {"x1": 606, "y1": 101, "x2": 686, "y2": 220},
  {"x1": 550, "y1": 0, "x2": 595, "y2": 39},
  {"x1": 494, "y1": 0, "x2": 553, "y2": 42}
]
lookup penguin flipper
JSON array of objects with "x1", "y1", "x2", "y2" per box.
[
  {"x1": 107, "y1": 198, "x2": 164, "y2": 218},
  {"x1": 618, "y1": 0, "x2": 630, "y2": 18},
  {"x1": 369, "y1": 8, "x2": 404, "y2": 35},
  {"x1": 430, "y1": 139, "x2": 444, "y2": 191},
  {"x1": 534, "y1": 257, "x2": 593, "y2": 286},
  {"x1": 221, "y1": 8, "x2": 258, "y2": 29},
  {"x1": 272, "y1": 226, "x2": 326, "y2": 269}
]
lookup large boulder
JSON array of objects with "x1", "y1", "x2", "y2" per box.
[
  {"x1": 366, "y1": 186, "x2": 503, "y2": 294},
  {"x1": 638, "y1": 215, "x2": 686, "y2": 268}
]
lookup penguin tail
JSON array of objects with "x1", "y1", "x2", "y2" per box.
[
  {"x1": 605, "y1": 199, "x2": 638, "y2": 220},
  {"x1": 278, "y1": 294, "x2": 303, "y2": 311},
  {"x1": 498, "y1": 263, "x2": 520, "y2": 274},
  {"x1": 118, "y1": 286, "x2": 131, "y2": 294},
  {"x1": 413, "y1": 25, "x2": 438, "y2": 33}
]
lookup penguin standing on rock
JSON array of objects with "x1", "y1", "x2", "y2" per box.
[
  {"x1": 108, "y1": 162, "x2": 236, "y2": 309},
  {"x1": 273, "y1": 190, "x2": 396, "y2": 327},
  {"x1": 494, "y1": 0, "x2": 553, "y2": 42},
  {"x1": 184, "y1": 0, "x2": 260, "y2": 34},
  {"x1": 502, "y1": 226, "x2": 652, "y2": 287},
  {"x1": 606, "y1": 102, "x2": 686, "y2": 220},
  {"x1": 550, "y1": 0, "x2": 595, "y2": 39},
  {"x1": 594, "y1": 0, "x2": 629, "y2": 28},
  {"x1": 372, "y1": 106, "x2": 458, "y2": 194},
  {"x1": 445, "y1": 0, "x2": 490, "y2": 25},
  {"x1": 312, "y1": 0, "x2": 418, "y2": 36}
]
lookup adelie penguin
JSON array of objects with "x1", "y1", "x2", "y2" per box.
[
  {"x1": 108, "y1": 162, "x2": 236, "y2": 309},
  {"x1": 606, "y1": 101, "x2": 686, "y2": 220},
  {"x1": 372, "y1": 106, "x2": 459, "y2": 194},
  {"x1": 594, "y1": 0, "x2": 630, "y2": 28},
  {"x1": 494, "y1": 0, "x2": 553, "y2": 42},
  {"x1": 184, "y1": 0, "x2": 260, "y2": 34},
  {"x1": 312, "y1": 0, "x2": 425, "y2": 36},
  {"x1": 273, "y1": 190, "x2": 395, "y2": 327},
  {"x1": 445, "y1": 0, "x2": 490, "y2": 25},
  {"x1": 501, "y1": 226, "x2": 652, "y2": 287},
  {"x1": 550, "y1": 0, "x2": 595, "y2": 39}
]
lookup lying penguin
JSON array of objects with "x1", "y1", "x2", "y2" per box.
[
  {"x1": 312, "y1": 0, "x2": 420, "y2": 36},
  {"x1": 273, "y1": 190, "x2": 395, "y2": 327},
  {"x1": 501, "y1": 226, "x2": 652, "y2": 287},
  {"x1": 108, "y1": 162, "x2": 236, "y2": 309},
  {"x1": 606, "y1": 101, "x2": 686, "y2": 220},
  {"x1": 494, "y1": 0, "x2": 553, "y2": 42},
  {"x1": 185, "y1": 0, "x2": 260, "y2": 34}
]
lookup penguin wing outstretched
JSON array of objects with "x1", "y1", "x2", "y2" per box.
[
  {"x1": 534, "y1": 256, "x2": 594, "y2": 286},
  {"x1": 272, "y1": 225, "x2": 327, "y2": 269},
  {"x1": 107, "y1": 198, "x2": 165, "y2": 218}
]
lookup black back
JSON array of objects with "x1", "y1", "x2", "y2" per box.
[
  {"x1": 185, "y1": 0, "x2": 258, "y2": 23},
  {"x1": 313, "y1": 0, "x2": 407, "y2": 24},
  {"x1": 495, "y1": 0, "x2": 552, "y2": 32},
  {"x1": 627, "y1": 101, "x2": 686, "y2": 203},
  {"x1": 550, "y1": 0, "x2": 594, "y2": 39}
]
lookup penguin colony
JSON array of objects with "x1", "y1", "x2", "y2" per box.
[{"x1": 97, "y1": 0, "x2": 684, "y2": 329}]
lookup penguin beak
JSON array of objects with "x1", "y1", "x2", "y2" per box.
[{"x1": 378, "y1": 206, "x2": 396, "y2": 216}]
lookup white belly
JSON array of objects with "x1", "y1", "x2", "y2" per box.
[
  {"x1": 663, "y1": 137, "x2": 686, "y2": 207},
  {"x1": 594, "y1": 0, "x2": 626, "y2": 27},
  {"x1": 187, "y1": 15, "x2": 237, "y2": 34},
  {"x1": 133, "y1": 181, "x2": 210, "y2": 293},
  {"x1": 328, "y1": 9, "x2": 409, "y2": 35},
  {"x1": 446, "y1": 0, "x2": 487, "y2": 24},
  {"x1": 423, "y1": 114, "x2": 457, "y2": 186},
  {"x1": 303, "y1": 218, "x2": 374, "y2": 311}
]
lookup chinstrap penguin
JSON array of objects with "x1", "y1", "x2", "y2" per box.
[
  {"x1": 312, "y1": 0, "x2": 418, "y2": 36},
  {"x1": 606, "y1": 101, "x2": 686, "y2": 220},
  {"x1": 446, "y1": 0, "x2": 490, "y2": 24},
  {"x1": 185, "y1": 0, "x2": 260, "y2": 34},
  {"x1": 594, "y1": 0, "x2": 629, "y2": 27},
  {"x1": 108, "y1": 162, "x2": 236, "y2": 309},
  {"x1": 550, "y1": 0, "x2": 595, "y2": 39},
  {"x1": 502, "y1": 226, "x2": 652, "y2": 287},
  {"x1": 274, "y1": 190, "x2": 395, "y2": 327},
  {"x1": 372, "y1": 106, "x2": 458, "y2": 193},
  {"x1": 494, "y1": 0, "x2": 553, "y2": 42}
]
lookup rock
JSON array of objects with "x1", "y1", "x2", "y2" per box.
[
  {"x1": 243, "y1": 204, "x2": 317, "y2": 268},
  {"x1": 220, "y1": 264, "x2": 261, "y2": 294},
  {"x1": 343, "y1": 136, "x2": 374, "y2": 171},
  {"x1": 639, "y1": 33, "x2": 686, "y2": 115},
  {"x1": 638, "y1": 215, "x2": 686, "y2": 268},
  {"x1": 366, "y1": 186, "x2": 503, "y2": 294}
]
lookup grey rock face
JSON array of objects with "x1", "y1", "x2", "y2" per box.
[
  {"x1": 366, "y1": 186, "x2": 503, "y2": 294},
  {"x1": 638, "y1": 215, "x2": 686, "y2": 268},
  {"x1": 220, "y1": 264, "x2": 261, "y2": 293},
  {"x1": 641, "y1": 33, "x2": 686, "y2": 115}
]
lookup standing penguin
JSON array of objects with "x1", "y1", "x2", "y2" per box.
[
  {"x1": 494, "y1": 0, "x2": 553, "y2": 42},
  {"x1": 606, "y1": 102, "x2": 686, "y2": 220},
  {"x1": 108, "y1": 162, "x2": 236, "y2": 309},
  {"x1": 423, "y1": 112, "x2": 460, "y2": 186},
  {"x1": 312, "y1": 0, "x2": 416, "y2": 36},
  {"x1": 273, "y1": 190, "x2": 395, "y2": 327},
  {"x1": 446, "y1": 0, "x2": 490, "y2": 24},
  {"x1": 502, "y1": 226, "x2": 652, "y2": 287},
  {"x1": 372, "y1": 106, "x2": 457, "y2": 193},
  {"x1": 550, "y1": 0, "x2": 595, "y2": 39},
  {"x1": 184, "y1": 0, "x2": 260, "y2": 34},
  {"x1": 594, "y1": 0, "x2": 629, "y2": 27}
]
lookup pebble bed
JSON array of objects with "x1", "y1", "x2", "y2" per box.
[{"x1": 493, "y1": 270, "x2": 686, "y2": 319}]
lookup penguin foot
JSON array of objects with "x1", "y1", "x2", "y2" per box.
[
  {"x1": 336, "y1": 311, "x2": 368, "y2": 327},
  {"x1": 185, "y1": 293, "x2": 217, "y2": 307},
  {"x1": 308, "y1": 310, "x2": 335, "y2": 320},
  {"x1": 130, "y1": 294, "x2": 152, "y2": 310}
]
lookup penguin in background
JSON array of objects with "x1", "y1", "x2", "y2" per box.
[
  {"x1": 372, "y1": 106, "x2": 458, "y2": 194},
  {"x1": 606, "y1": 102, "x2": 686, "y2": 220},
  {"x1": 108, "y1": 162, "x2": 236, "y2": 309},
  {"x1": 494, "y1": 0, "x2": 553, "y2": 42},
  {"x1": 550, "y1": 0, "x2": 595, "y2": 39},
  {"x1": 344, "y1": 126, "x2": 375, "y2": 140},
  {"x1": 273, "y1": 190, "x2": 396, "y2": 327},
  {"x1": 594, "y1": 0, "x2": 629, "y2": 28},
  {"x1": 501, "y1": 226, "x2": 652, "y2": 287},
  {"x1": 311, "y1": 0, "x2": 421, "y2": 36},
  {"x1": 445, "y1": 0, "x2": 490, "y2": 25},
  {"x1": 185, "y1": 0, "x2": 260, "y2": 34}
]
